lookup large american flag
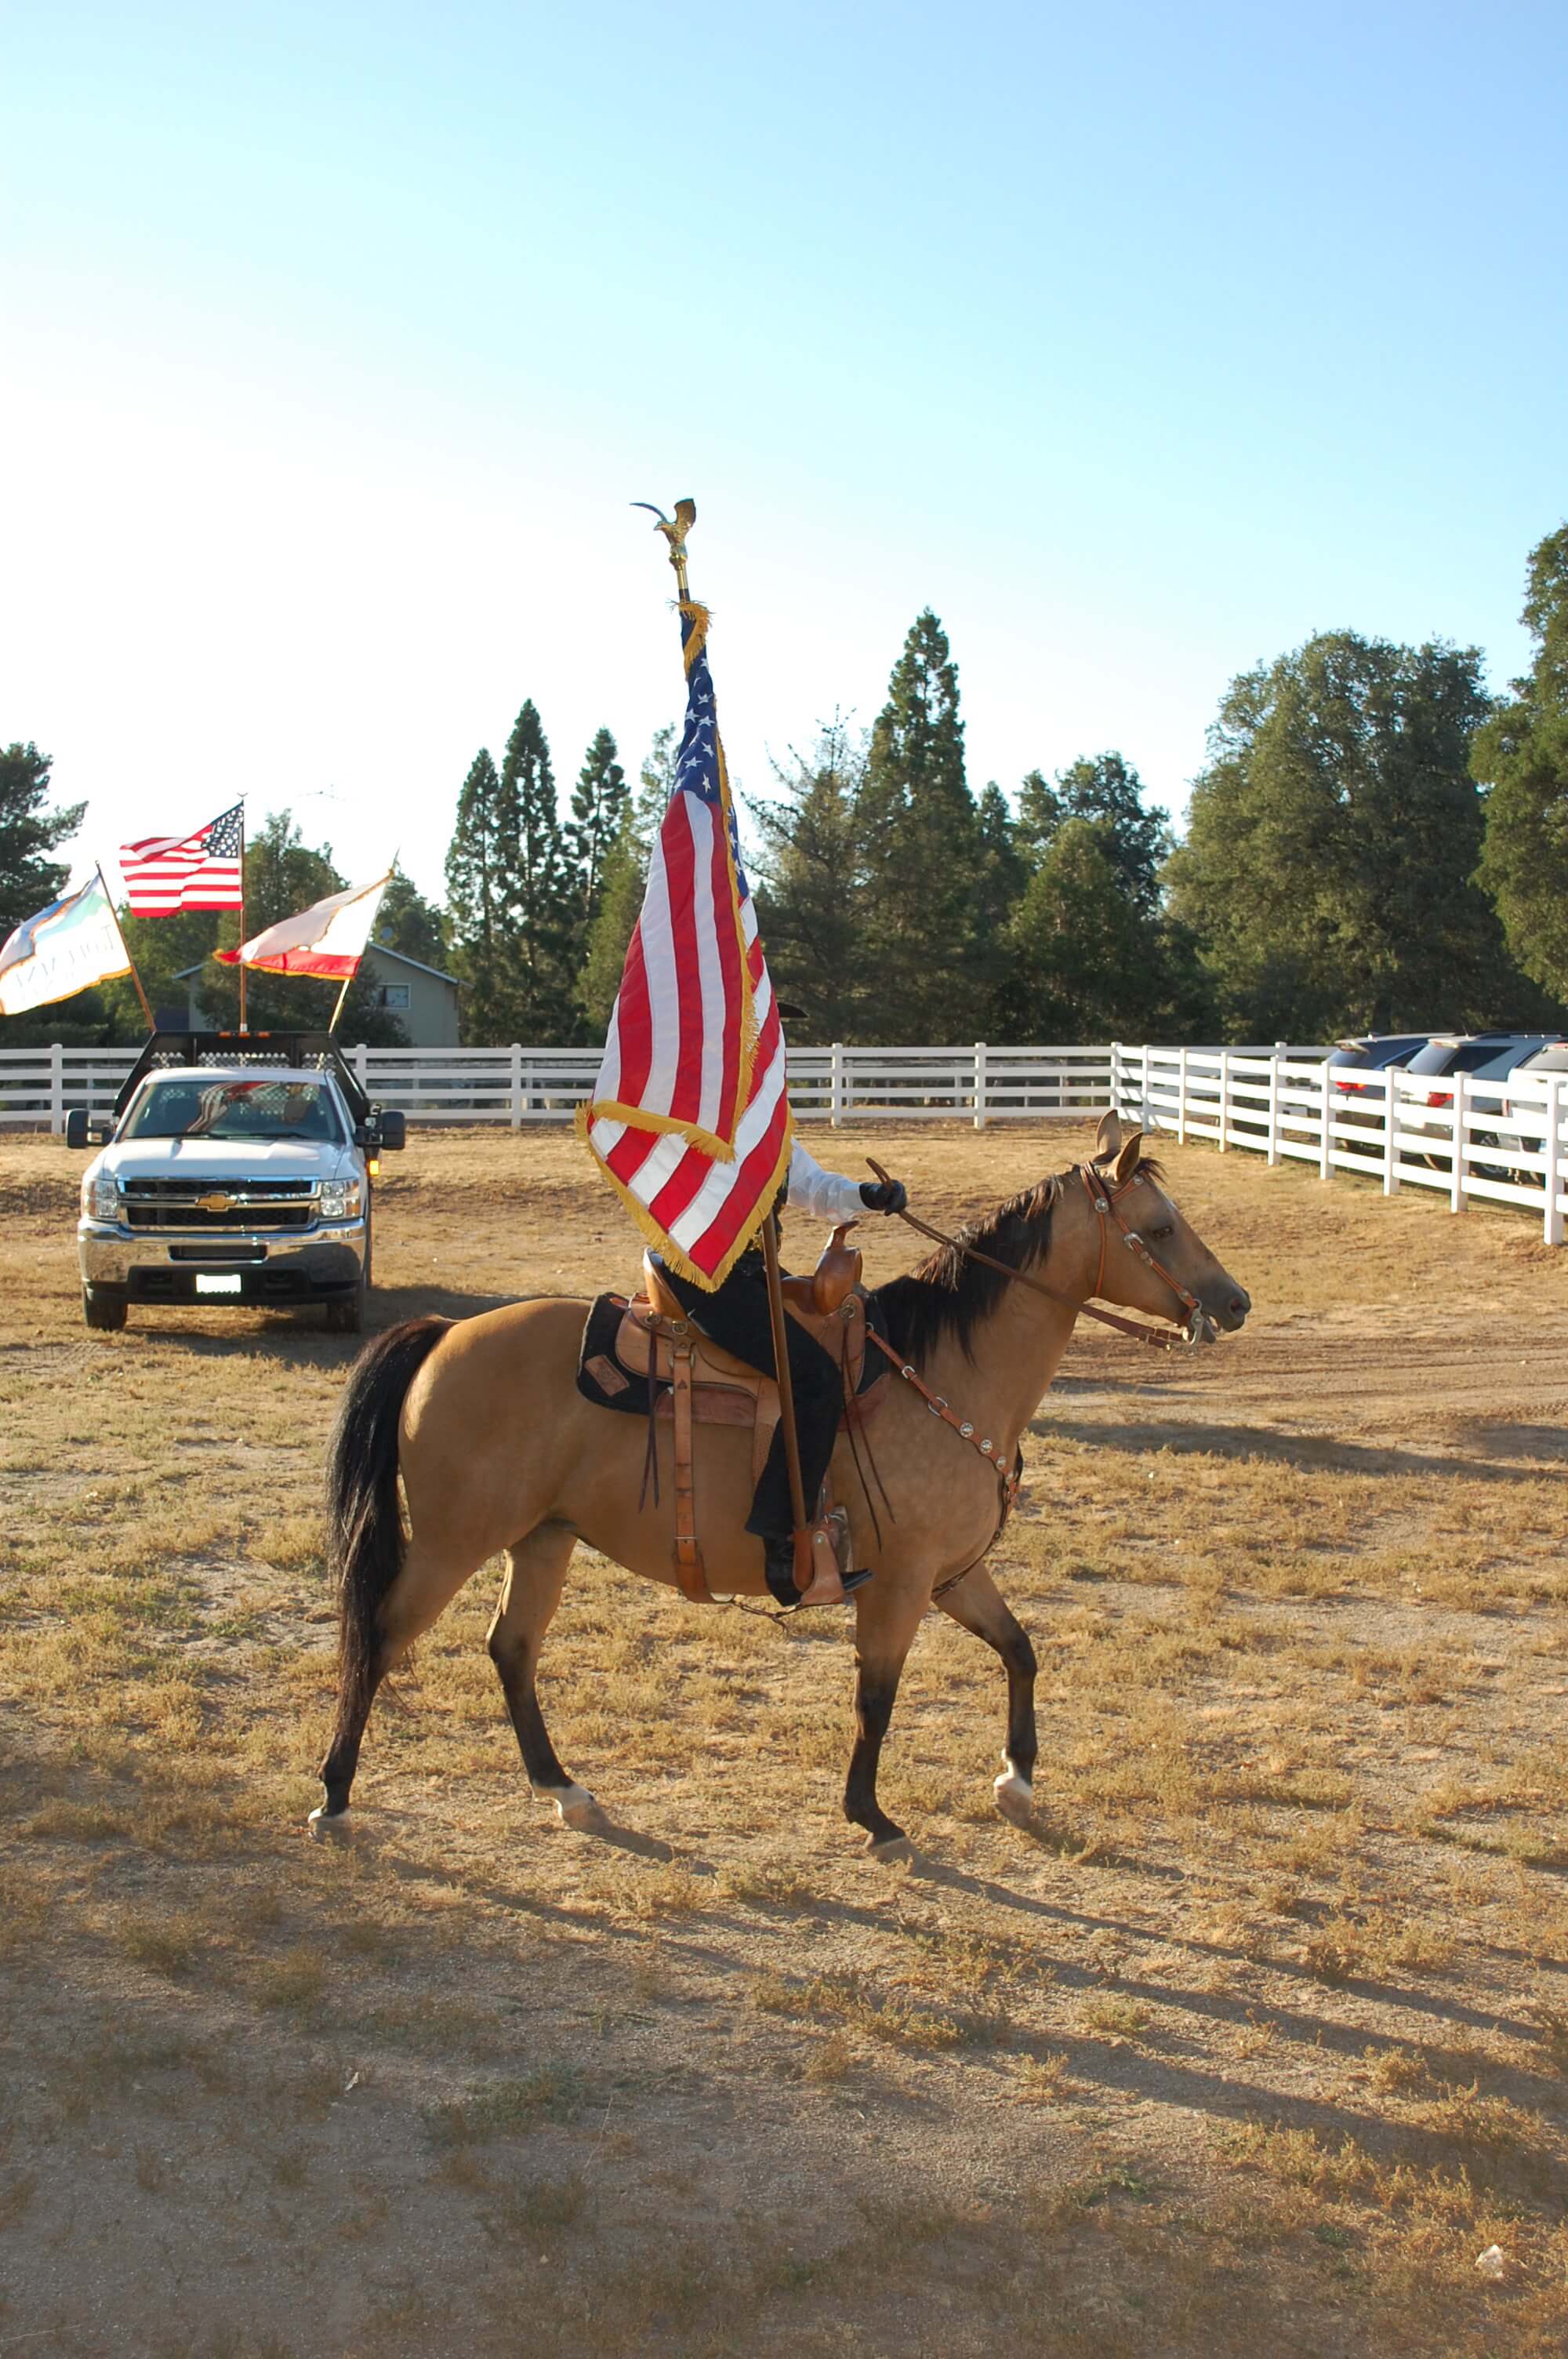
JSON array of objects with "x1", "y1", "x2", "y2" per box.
[
  {"x1": 581, "y1": 602, "x2": 790, "y2": 1288},
  {"x1": 118, "y1": 802, "x2": 244, "y2": 914}
]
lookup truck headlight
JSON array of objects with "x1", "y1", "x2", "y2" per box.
[
  {"x1": 82, "y1": 1173, "x2": 120, "y2": 1221},
  {"x1": 318, "y1": 1179, "x2": 362, "y2": 1221}
]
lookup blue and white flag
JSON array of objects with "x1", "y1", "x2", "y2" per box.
[{"x1": 0, "y1": 874, "x2": 133, "y2": 1017}]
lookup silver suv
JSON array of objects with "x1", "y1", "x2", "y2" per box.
[{"x1": 67, "y1": 1032, "x2": 405, "y2": 1334}]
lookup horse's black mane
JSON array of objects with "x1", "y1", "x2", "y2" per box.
[{"x1": 873, "y1": 1154, "x2": 1165, "y2": 1368}]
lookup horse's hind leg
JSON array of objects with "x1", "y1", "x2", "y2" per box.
[
  {"x1": 938, "y1": 1565, "x2": 1038, "y2": 1824},
  {"x1": 487, "y1": 1522, "x2": 601, "y2": 1828}
]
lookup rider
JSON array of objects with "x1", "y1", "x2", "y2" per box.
[{"x1": 657, "y1": 1132, "x2": 907, "y2": 1606}]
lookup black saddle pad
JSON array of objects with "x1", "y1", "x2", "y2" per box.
[{"x1": 574, "y1": 1289, "x2": 890, "y2": 1419}]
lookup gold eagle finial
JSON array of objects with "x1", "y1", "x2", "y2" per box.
[{"x1": 631, "y1": 497, "x2": 697, "y2": 598}]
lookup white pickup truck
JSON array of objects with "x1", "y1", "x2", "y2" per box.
[{"x1": 67, "y1": 1030, "x2": 405, "y2": 1335}]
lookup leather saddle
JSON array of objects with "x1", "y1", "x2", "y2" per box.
[{"x1": 600, "y1": 1225, "x2": 890, "y2": 1605}]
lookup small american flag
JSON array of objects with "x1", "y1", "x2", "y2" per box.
[
  {"x1": 581, "y1": 602, "x2": 791, "y2": 1289},
  {"x1": 119, "y1": 802, "x2": 244, "y2": 914}
]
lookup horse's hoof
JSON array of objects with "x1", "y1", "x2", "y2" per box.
[
  {"x1": 994, "y1": 1769, "x2": 1035, "y2": 1826},
  {"x1": 551, "y1": 1783, "x2": 607, "y2": 1831},
  {"x1": 308, "y1": 1802, "x2": 353, "y2": 1840},
  {"x1": 866, "y1": 1830, "x2": 913, "y2": 1862}
]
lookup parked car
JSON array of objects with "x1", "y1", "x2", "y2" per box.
[
  {"x1": 1491, "y1": 1040, "x2": 1568, "y2": 1167},
  {"x1": 1401, "y1": 1033, "x2": 1566, "y2": 1169},
  {"x1": 65, "y1": 1030, "x2": 405, "y2": 1334},
  {"x1": 1326, "y1": 1034, "x2": 1431, "y2": 1126}
]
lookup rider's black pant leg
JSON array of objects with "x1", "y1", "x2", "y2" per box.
[{"x1": 662, "y1": 1258, "x2": 842, "y2": 1539}]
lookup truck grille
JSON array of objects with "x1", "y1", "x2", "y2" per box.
[{"x1": 120, "y1": 1179, "x2": 315, "y2": 1231}]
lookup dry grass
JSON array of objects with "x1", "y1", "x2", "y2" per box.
[{"x1": 3, "y1": 1121, "x2": 1568, "y2": 2354}]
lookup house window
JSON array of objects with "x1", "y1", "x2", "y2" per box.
[{"x1": 380, "y1": 983, "x2": 410, "y2": 1011}]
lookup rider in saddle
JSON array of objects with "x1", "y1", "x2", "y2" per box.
[{"x1": 656, "y1": 1117, "x2": 907, "y2": 1607}]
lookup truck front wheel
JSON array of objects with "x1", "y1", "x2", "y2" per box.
[{"x1": 83, "y1": 1285, "x2": 128, "y2": 1332}]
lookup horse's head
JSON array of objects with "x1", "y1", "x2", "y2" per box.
[{"x1": 1083, "y1": 1112, "x2": 1250, "y2": 1343}]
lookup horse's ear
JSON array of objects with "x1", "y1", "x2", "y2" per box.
[
  {"x1": 1094, "y1": 1110, "x2": 1123, "y2": 1164},
  {"x1": 1112, "y1": 1127, "x2": 1145, "y2": 1190}
]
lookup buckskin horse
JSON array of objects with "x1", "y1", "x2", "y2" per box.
[{"x1": 314, "y1": 1115, "x2": 1250, "y2": 1853}]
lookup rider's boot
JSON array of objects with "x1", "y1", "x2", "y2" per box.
[{"x1": 763, "y1": 1523, "x2": 871, "y2": 1608}]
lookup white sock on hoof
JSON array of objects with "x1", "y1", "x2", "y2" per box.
[
  {"x1": 993, "y1": 1761, "x2": 1034, "y2": 1821},
  {"x1": 307, "y1": 1804, "x2": 352, "y2": 1839},
  {"x1": 550, "y1": 1783, "x2": 603, "y2": 1827}
]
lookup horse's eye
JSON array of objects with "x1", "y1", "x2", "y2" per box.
[{"x1": 1149, "y1": 1223, "x2": 1174, "y2": 1241}]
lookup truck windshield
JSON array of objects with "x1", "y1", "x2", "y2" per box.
[{"x1": 122, "y1": 1078, "x2": 343, "y2": 1143}]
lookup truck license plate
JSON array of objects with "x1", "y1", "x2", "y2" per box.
[{"x1": 195, "y1": 1273, "x2": 243, "y2": 1296}]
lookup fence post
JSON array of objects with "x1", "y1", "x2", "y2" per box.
[
  {"x1": 1218, "y1": 1047, "x2": 1230, "y2": 1152},
  {"x1": 1545, "y1": 1075, "x2": 1564, "y2": 1247},
  {"x1": 974, "y1": 1041, "x2": 987, "y2": 1131},
  {"x1": 1319, "y1": 1056, "x2": 1332, "y2": 1182},
  {"x1": 1267, "y1": 1044, "x2": 1282, "y2": 1166},
  {"x1": 49, "y1": 1042, "x2": 64, "y2": 1135},
  {"x1": 1176, "y1": 1045, "x2": 1189, "y2": 1144},
  {"x1": 1450, "y1": 1071, "x2": 1468, "y2": 1214},
  {"x1": 1139, "y1": 1045, "x2": 1152, "y2": 1129},
  {"x1": 830, "y1": 1041, "x2": 844, "y2": 1130},
  {"x1": 510, "y1": 1045, "x2": 523, "y2": 1131},
  {"x1": 1383, "y1": 1065, "x2": 1401, "y2": 1197},
  {"x1": 1109, "y1": 1041, "x2": 1123, "y2": 1118}
]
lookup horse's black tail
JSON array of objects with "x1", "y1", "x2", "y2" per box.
[{"x1": 325, "y1": 1316, "x2": 450, "y2": 1735}]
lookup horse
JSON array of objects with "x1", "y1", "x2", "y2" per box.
[{"x1": 313, "y1": 1114, "x2": 1250, "y2": 1854}]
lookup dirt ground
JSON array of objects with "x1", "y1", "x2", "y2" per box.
[{"x1": 2, "y1": 1120, "x2": 1566, "y2": 2357}]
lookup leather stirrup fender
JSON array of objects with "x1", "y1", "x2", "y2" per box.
[{"x1": 669, "y1": 1336, "x2": 710, "y2": 1604}]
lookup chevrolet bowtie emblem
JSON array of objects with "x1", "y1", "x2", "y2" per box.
[{"x1": 197, "y1": 1191, "x2": 234, "y2": 1214}]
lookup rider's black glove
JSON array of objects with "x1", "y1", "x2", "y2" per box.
[{"x1": 860, "y1": 1177, "x2": 908, "y2": 1216}]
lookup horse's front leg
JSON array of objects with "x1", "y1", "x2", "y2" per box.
[
  {"x1": 936, "y1": 1564, "x2": 1038, "y2": 1824},
  {"x1": 844, "y1": 1576, "x2": 929, "y2": 1856}
]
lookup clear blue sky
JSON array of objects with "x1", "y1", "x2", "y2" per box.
[{"x1": 5, "y1": 0, "x2": 1565, "y2": 903}]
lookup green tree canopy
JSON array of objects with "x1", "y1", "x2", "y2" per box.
[
  {"x1": 1166, "y1": 631, "x2": 1534, "y2": 1039},
  {"x1": 376, "y1": 863, "x2": 446, "y2": 970},
  {"x1": 856, "y1": 609, "x2": 981, "y2": 1038},
  {"x1": 445, "y1": 748, "x2": 510, "y2": 1043},
  {"x1": 568, "y1": 727, "x2": 629, "y2": 936},
  {"x1": 1054, "y1": 752, "x2": 1171, "y2": 919},
  {"x1": 1474, "y1": 524, "x2": 1568, "y2": 1002},
  {"x1": 0, "y1": 742, "x2": 84, "y2": 945},
  {"x1": 993, "y1": 819, "x2": 1145, "y2": 1039},
  {"x1": 575, "y1": 725, "x2": 676, "y2": 1036},
  {"x1": 750, "y1": 717, "x2": 873, "y2": 1041},
  {"x1": 494, "y1": 698, "x2": 575, "y2": 1041}
]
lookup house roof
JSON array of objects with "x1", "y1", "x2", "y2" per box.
[{"x1": 174, "y1": 940, "x2": 458, "y2": 988}]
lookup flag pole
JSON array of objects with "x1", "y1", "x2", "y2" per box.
[
  {"x1": 641, "y1": 502, "x2": 813, "y2": 1557},
  {"x1": 327, "y1": 973, "x2": 353, "y2": 1034},
  {"x1": 238, "y1": 805, "x2": 248, "y2": 1035},
  {"x1": 97, "y1": 863, "x2": 156, "y2": 1034}
]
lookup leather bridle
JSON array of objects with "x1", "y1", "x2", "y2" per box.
[{"x1": 868, "y1": 1155, "x2": 1214, "y2": 1353}]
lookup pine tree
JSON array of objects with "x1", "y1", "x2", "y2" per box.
[
  {"x1": 575, "y1": 726, "x2": 676, "y2": 1036},
  {"x1": 376, "y1": 863, "x2": 446, "y2": 969},
  {"x1": 1013, "y1": 769, "x2": 1062, "y2": 869},
  {"x1": 568, "y1": 728, "x2": 629, "y2": 934},
  {"x1": 750, "y1": 717, "x2": 873, "y2": 1039},
  {"x1": 857, "y1": 609, "x2": 980, "y2": 1039},
  {"x1": 0, "y1": 742, "x2": 83, "y2": 944},
  {"x1": 1475, "y1": 525, "x2": 1568, "y2": 1002},
  {"x1": 496, "y1": 698, "x2": 575, "y2": 1041},
  {"x1": 445, "y1": 749, "x2": 510, "y2": 1045},
  {"x1": 1054, "y1": 753, "x2": 1171, "y2": 919},
  {"x1": 994, "y1": 820, "x2": 1145, "y2": 1039}
]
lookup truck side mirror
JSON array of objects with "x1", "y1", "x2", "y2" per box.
[
  {"x1": 64, "y1": 1108, "x2": 90, "y2": 1150},
  {"x1": 378, "y1": 1110, "x2": 406, "y2": 1152}
]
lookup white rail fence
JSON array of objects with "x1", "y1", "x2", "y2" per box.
[{"x1": 5, "y1": 1038, "x2": 1565, "y2": 1244}]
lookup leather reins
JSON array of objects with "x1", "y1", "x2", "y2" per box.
[{"x1": 866, "y1": 1156, "x2": 1210, "y2": 1352}]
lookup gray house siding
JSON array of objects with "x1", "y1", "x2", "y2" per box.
[{"x1": 180, "y1": 943, "x2": 461, "y2": 1047}]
